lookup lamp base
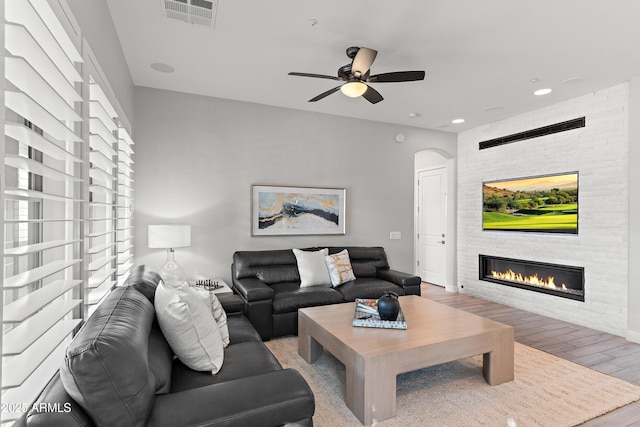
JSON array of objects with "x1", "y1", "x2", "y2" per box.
[{"x1": 160, "y1": 248, "x2": 186, "y2": 288}]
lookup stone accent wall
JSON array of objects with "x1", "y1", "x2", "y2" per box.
[{"x1": 457, "y1": 84, "x2": 629, "y2": 336}]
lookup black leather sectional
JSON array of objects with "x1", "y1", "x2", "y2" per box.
[
  {"x1": 18, "y1": 265, "x2": 315, "y2": 427},
  {"x1": 232, "y1": 247, "x2": 422, "y2": 340}
]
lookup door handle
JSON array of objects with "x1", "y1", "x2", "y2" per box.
[{"x1": 437, "y1": 240, "x2": 445, "y2": 244}]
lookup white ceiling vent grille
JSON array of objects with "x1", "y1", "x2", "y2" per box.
[{"x1": 162, "y1": 0, "x2": 218, "y2": 27}]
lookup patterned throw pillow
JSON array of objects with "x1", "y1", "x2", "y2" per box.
[{"x1": 325, "y1": 249, "x2": 356, "y2": 287}]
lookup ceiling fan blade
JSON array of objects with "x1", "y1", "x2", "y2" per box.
[
  {"x1": 351, "y1": 47, "x2": 377, "y2": 77},
  {"x1": 288, "y1": 72, "x2": 343, "y2": 81},
  {"x1": 362, "y1": 85, "x2": 383, "y2": 104},
  {"x1": 308, "y1": 85, "x2": 342, "y2": 102},
  {"x1": 366, "y1": 71, "x2": 425, "y2": 83}
]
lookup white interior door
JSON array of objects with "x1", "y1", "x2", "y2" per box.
[{"x1": 418, "y1": 167, "x2": 447, "y2": 286}]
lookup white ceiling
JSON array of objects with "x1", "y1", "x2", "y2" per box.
[{"x1": 105, "y1": 0, "x2": 640, "y2": 133}]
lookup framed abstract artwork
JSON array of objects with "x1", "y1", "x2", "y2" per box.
[{"x1": 251, "y1": 185, "x2": 346, "y2": 236}]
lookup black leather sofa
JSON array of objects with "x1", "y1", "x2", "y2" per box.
[
  {"x1": 18, "y1": 265, "x2": 315, "y2": 427},
  {"x1": 232, "y1": 246, "x2": 421, "y2": 340}
]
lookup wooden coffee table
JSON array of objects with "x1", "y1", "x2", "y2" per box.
[{"x1": 298, "y1": 295, "x2": 514, "y2": 425}]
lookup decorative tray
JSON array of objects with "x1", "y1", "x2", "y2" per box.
[{"x1": 352, "y1": 298, "x2": 407, "y2": 330}]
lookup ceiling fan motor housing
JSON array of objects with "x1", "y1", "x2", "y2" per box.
[
  {"x1": 346, "y1": 46, "x2": 360, "y2": 59},
  {"x1": 338, "y1": 64, "x2": 352, "y2": 79}
]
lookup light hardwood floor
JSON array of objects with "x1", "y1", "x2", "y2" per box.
[{"x1": 421, "y1": 283, "x2": 640, "y2": 427}]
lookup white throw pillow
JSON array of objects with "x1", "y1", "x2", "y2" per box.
[
  {"x1": 184, "y1": 286, "x2": 230, "y2": 347},
  {"x1": 293, "y1": 248, "x2": 332, "y2": 287},
  {"x1": 154, "y1": 282, "x2": 224, "y2": 374},
  {"x1": 325, "y1": 249, "x2": 356, "y2": 287}
]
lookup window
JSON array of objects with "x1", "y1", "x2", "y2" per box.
[{"x1": 1, "y1": 1, "x2": 135, "y2": 421}]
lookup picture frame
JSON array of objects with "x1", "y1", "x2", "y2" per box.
[{"x1": 252, "y1": 185, "x2": 346, "y2": 236}]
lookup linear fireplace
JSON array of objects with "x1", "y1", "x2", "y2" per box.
[{"x1": 479, "y1": 255, "x2": 585, "y2": 301}]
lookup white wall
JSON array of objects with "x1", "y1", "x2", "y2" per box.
[
  {"x1": 133, "y1": 87, "x2": 456, "y2": 283},
  {"x1": 628, "y1": 77, "x2": 640, "y2": 342},
  {"x1": 457, "y1": 84, "x2": 630, "y2": 336}
]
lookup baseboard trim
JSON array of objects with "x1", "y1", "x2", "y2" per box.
[{"x1": 626, "y1": 329, "x2": 640, "y2": 344}]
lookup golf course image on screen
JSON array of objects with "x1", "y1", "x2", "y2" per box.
[{"x1": 482, "y1": 172, "x2": 578, "y2": 234}]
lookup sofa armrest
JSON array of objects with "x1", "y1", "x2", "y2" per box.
[
  {"x1": 218, "y1": 294, "x2": 244, "y2": 314},
  {"x1": 147, "y1": 369, "x2": 314, "y2": 427},
  {"x1": 233, "y1": 277, "x2": 274, "y2": 302},
  {"x1": 232, "y1": 278, "x2": 274, "y2": 340},
  {"x1": 376, "y1": 268, "x2": 422, "y2": 288}
]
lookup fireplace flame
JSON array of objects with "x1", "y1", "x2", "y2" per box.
[{"x1": 490, "y1": 269, "x2": 568, "y2": 291}]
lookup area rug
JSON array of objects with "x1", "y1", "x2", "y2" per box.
[{"x1": 265, "y1": 337, "x2": 640, "y2": 427}]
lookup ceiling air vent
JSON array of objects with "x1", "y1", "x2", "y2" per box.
[
  {"x1": 478, "y1": 117, "x2": 585, "y2": 150},
  {"x1": 162, "y1": 0, "x2": 218, "y2": 27}
]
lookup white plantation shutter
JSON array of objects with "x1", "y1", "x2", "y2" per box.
[
  {"x1": 1, "y1": 1, "x2": 135, "y2": 420},
  {"x1": 116, "y1": 125, "x2": 134, "y2": 286},
  {"x1": 85, "y1": 76, "x2": 118, "y2": 314},
  {"x1": 2, "y1": 0, "x2": 84, "y2": 422},
  {"x1": 81, "y1": 40, "x2": 121, "y2": 316}
]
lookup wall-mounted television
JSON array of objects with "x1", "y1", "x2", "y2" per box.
[{"x1": 482, "y1": 172, "x2": 578, "y2": 234}]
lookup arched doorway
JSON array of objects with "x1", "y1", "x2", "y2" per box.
[{"x1": 414, "y1": 149, "x2": 457, "y2": 292}]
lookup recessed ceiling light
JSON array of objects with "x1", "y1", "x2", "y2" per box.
[
  {"x1": 408, "y1": 112, "x2": 420, "y2": 118},
  {"x1": 451, "y1": 118, "x2": 465, "y2": 124},
  {"x1": 534, "y1": 88, "x2": 552, "y2": 96},
  {"x1": 151, "y1": 63, "x2": 175, "y2": 73}
]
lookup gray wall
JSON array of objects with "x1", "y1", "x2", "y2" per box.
[
  {"x1": 67, "y1": 0, "x2": 135, "y2": 121},
  {"x1": 133, "y1": 86, "x2": 456, "y2": 283}
]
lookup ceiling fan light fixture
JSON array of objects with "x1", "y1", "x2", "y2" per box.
[{"x1": 341, "y1": 81, "x2": 368, "y2": 98}]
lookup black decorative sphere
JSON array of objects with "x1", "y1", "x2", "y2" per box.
[{"x1": 377, "y1": 292, "x2": 400, "y2": 321}]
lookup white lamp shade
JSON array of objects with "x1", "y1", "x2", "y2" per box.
[{"x1": 148, "y1": 224, "x2": 191, "y2": 249}]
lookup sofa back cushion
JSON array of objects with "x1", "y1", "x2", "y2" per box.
[
  {"x1": 327, "y1": 247, "x2": 390, "y2": 278},
  {"x1": 60, "y1": 287, "x2": 160, "y2": 427},
  {"x1": 233, "y1": 250, "x2": 300, "y2": 284},
  {"x1": 233, "y1": 247, "x2": 391, "y2": 283},
  {"x1": 125, "y1": 264, "x2": 163, "y2": 303}
]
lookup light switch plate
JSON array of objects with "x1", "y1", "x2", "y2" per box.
[{"x1": 390, "y1": 231, "x2": 401, "y2": 240}]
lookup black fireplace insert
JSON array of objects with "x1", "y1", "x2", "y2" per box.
[{"x1": 479, "y1": 255, "x2": 584, "y2": 301}]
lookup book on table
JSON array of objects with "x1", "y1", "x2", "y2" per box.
[{"x1": 352, "y1": 298, "x2": 407, "y2": 330}]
